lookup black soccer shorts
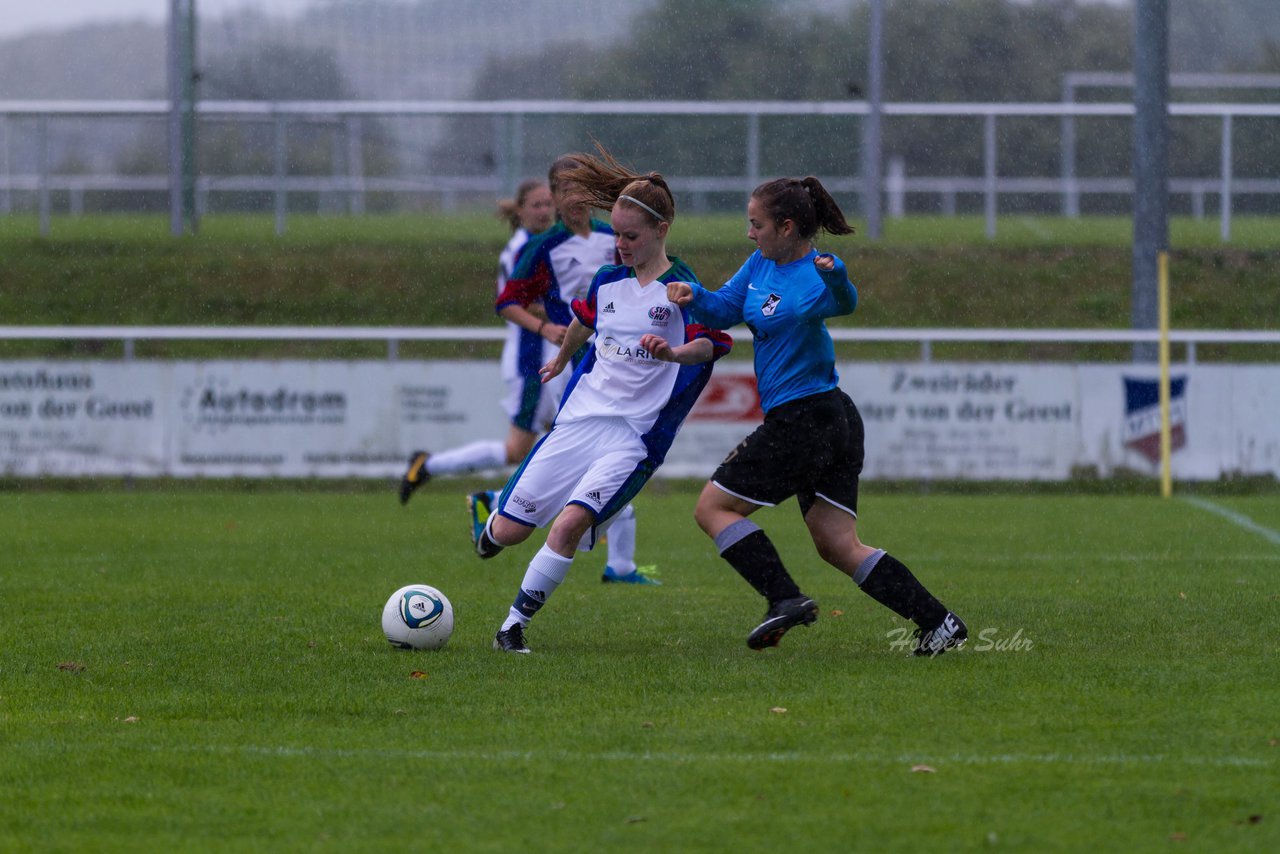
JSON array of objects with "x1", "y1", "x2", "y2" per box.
[{"x1": 711, "y1": 387, "x2": 864, "y2": 516}]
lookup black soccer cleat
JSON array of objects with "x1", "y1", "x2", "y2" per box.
[
  {"x1": 399, "y1": 451, "x2": 430, "y2": 505},
  {"x1": 493, "y1": 623, "x2": 531, "y2": 654},
  {"x1": 912, "y1": 611, "x2": 968, "y2": 657},
  {"x1": 746, "y1": 595, "x2": 818, "y2": 650}
]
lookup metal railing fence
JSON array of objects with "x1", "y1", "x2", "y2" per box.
[
  {"x1": 1, "y1": 326, "x2": 1275, "y2": 364},
  {"x1": 2, "y1": 99, "x2": 1278, "y2": 238}
]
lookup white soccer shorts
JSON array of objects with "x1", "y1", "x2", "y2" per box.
[{"x1": 496, "y1": 416, "x2": 647, "y2": 549}]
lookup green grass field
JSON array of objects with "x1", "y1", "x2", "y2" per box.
[{"x1": 3, "y1": 486, "x2": 1277, "y2": 851}]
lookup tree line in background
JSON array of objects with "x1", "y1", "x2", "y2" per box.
[
  {"x1": 91, "y1": 0, "x2": 1280, "y2": 215},
  {"x1": 441, "y1": 0, "x2": 1279, "y2": 214}
]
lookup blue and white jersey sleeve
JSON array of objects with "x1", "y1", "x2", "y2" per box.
[{"x1": 686, "y1": 257, "x2": 753, "y2": 330}]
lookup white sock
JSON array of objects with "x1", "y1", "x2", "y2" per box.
[
  {"x1": 503, "y1": 544, "x2": 574, "y2": 630},
  {"x1": 603, "y1": 504, "x2": 637, "y2": 575},
  {"x1": 425, "y1": 440, "x2": 506, "y2": 477}
]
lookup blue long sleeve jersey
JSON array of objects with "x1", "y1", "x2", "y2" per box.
[{"x1": 687, "y1": 249, "x2": 857, "y2": 413}]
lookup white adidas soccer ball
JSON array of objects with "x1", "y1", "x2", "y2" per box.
[{"x1": 382, "y1": 584, "x2": 454, "y2": 650}]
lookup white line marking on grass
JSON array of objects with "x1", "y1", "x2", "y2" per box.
[
  {"x1": 35, "y1": 742, "x2": 1260, "y2": 769},
  {"x1": 1182, "y1": 497, "x2": 1280, "y2": 547}
]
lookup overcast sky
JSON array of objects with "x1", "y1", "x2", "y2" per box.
[{"x1": 0, "y1": 1, "x2": 322, "y2": 39}]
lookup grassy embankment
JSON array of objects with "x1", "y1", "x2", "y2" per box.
[{"x1": 1, "y1": 213, "x2": 1277, "y2": 362}]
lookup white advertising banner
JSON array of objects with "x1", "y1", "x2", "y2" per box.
[{"x1": 1, "y1": 359, "x2": 1277, "y2": 480}]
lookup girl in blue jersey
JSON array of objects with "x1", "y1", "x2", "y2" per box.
[
  {"x1": 668, "y1": 177, "x2": 967, "y2": 656},
  {"x1": 475, "y1": 149, "x2": 732, "y2": 653}
]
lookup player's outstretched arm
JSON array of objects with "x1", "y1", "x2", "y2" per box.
[
  {"x1": 666, "y1": 281, "x2": 695, "y2": 306},
  {"x1": 640, "y1": 333, "x2": 714, "y2": 365},
  {"x1": 539, "y1": 318, "x2": 593, "y2": 383}
]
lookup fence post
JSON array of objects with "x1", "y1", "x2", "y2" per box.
[
  {"x1": 886, "y1": 156, "x2": 905, "y2": 218},
  {"x1": 510, "y1": 112, "x2": 525, "y2": 193},
  {"x1": 1219, "y1": 113, "x2": 1233, "y2": 243},
  {"x1": 346, "y1": 115, "x2": 365, "y2": 215},
  {"x1": 745, "y1": 111, "x2": 760, "y2": 192},
  {"x1": 0, "y1": 114, "x2": 10, "y2": 215},
  {"x1": 1061, "y1": 80, "x2": 1079, "y2": 218},
  {"x1": 274, "y1": 111, "x2": 288, "y2": 236},
  {"x1": 38, "y1": 114, "x2": 51, "y2": 236},
  {"x1": 983, "y1": 112, "x2": 997, "y2": 240}
]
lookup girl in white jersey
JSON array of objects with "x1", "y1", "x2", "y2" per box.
[
  {"x1": 475, "y1": 148, "x2": 732, "y2": 653},
  {"x1": 399, "y1": 168, "x2": 657, "y2": 584},
  {"x1": 669, "y1": 177, "x2": 967, "y2": 657},
  {"x1": 398, "y1": 179, "x2": 554, "y2": 502}
]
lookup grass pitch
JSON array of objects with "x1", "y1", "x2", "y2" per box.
[{"x1": 1, "y1": 486, "x2": 1277, "y2": 851}]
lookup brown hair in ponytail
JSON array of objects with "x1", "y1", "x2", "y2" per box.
[
  {"x1": 555, "y1": 143, "x2": 675, "y2": 224},
  {"x1": 751, "y1": 176, "x2": 854, "y2": 239},
  {"x1": 495, "y1": 178, "x2": 548, "y2": 232}
]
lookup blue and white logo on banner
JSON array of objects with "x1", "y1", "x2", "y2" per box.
[{"x1": 1122, "y1": 376, "x2": 1187, "y2": 464}]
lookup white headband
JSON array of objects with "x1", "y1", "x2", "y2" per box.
[{"x1": 619, "y1": 194, "x2": 667, "y2": 222}]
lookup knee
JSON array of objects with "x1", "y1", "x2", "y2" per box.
[
  {"x1": 491, "y1": 515, "x2": 531, "y2": 548},
  {"x1": 546, "y1": 509, "x2": 593, "y2": 554},
  {"x1": 692, "y1": 497, "x2": 717, "y2": 536},
  {"x1": 812, "y1": 536, "x2": 845, "y2": 567}
]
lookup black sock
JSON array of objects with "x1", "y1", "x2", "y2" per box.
[
  {"x1": 857, "y1": 552, "x2": 947, "y2": 627},
  {"x1": 721, "y1": 529, "x2": 802, "y2": 603}
]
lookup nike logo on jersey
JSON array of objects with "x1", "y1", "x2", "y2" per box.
[
  {"x1": 747, "y1": 283, "x2": 758, "y2": 290},
  {"x1": 761, "y1": 293, "x2": 782, "y2": 316}
]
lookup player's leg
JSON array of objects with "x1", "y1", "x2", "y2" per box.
[
  {"x1": 697, "y1": 482, "x2": 818, "y2": 649},
  {"x1": 473, "y1": 425, "x2": 577, "y2": 559},
  {"x1": 493, "y1": 504, "x2": 594, "y2": 654},
  {"x1": 696, "y1": 403, "x2": 824, "y2": 649},
  {"x1": 504, "y1": 424, "x2": 539, "y2": 465},
  {"x1": 805, "y1": 391, "x2": 966, "y2": 656},
  {"x1": 494, "y1": 423, "x2": 639, "y2": 652}
]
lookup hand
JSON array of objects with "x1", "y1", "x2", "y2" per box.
[
  {"x1": 539, "y1": 356, "x2": 566, "y2": 384},
  {"x1": 541, "y1": 322, "x2": 567, "y2": 346},
  {"x1": 640, "y1": 333, "x2": 675, "y2": 362},
  {"x1": 814, "y1": 253, "x2": 835, "y2": 272},
  {"x1": 666, "y1": 281, "x2": 694, "y2": 306}
]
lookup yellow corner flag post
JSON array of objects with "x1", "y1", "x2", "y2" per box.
[{"x1": 1158, "y1": 251, "x2": 1172, "y2": 498}]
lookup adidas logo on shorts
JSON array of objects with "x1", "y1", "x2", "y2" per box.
[{"x1": 585, "y1": 490, "x2": 603, "y2": 505}]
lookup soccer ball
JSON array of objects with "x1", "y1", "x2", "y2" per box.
[{"x1": 382, "y1": 584, "x2": 454, "y2": 650}]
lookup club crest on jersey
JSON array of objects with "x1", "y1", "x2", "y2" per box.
[
  {"x1": 761, "y1": 293, "x2": 782, "y2": 316},
  {"x1": 648, "y1": 305, "x2": 672, "y2": 323}
]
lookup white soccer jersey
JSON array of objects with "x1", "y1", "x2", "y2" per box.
[
  {"x1": 547, "y1": 228, "x2": 617, "y2": 304},
  {"x1": 557, "y1": 265, "x2": 688, "y2": 434},
  {"x1": 496, "y1": 228, "x2": 547, "y2": 382}
]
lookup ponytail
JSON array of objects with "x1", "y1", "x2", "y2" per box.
[
  {"x1": 555, "y1": 143, "x2": 676, "y2": 224},
  {"x1": 801, "y1": 176, "x2": 854, "y2": 236},
  {"x1": 752, "y1": 176, "x2": 854, "y2": 239}
]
